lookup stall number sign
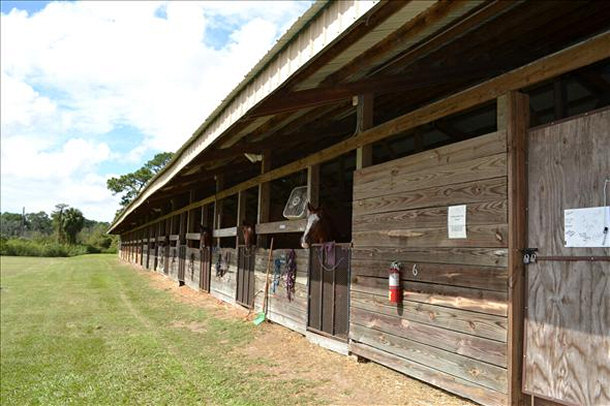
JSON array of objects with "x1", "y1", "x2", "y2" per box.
[{"x1": 564, "y1": 206, "x2": 610, "y2": 248}]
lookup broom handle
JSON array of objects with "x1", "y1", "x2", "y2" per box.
[{"x1": 262, "y1": 238, "x2": 274, "y2": 314}]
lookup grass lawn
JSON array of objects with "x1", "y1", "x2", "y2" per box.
[{"x1": 0, "y1": 255, "x2": 314, "y2": 405}]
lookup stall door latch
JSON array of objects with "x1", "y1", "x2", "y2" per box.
[{"x1": 522, "y1": 248, "x2": 538, "y2": 265}]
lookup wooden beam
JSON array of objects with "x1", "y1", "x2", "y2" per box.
[
  {"x1": 186, "y1": 190, "x2": 193, "y2": 235},
  {"x1": 252, "y1": 66, "x2": 494, "y2": 118},
  {"x1": 118, "y1": 31, "x2": 610, "y2": 234},
  {"x1": 356, "y1": 93, "x2": 374, "y2": 170},
  {"x1": 374, "y1": 0, "x2": 520, "y2": 76},
  {"x1": 307, "y1": 165, "x2": 320, "y2": 208},
  {"x1": 185, "y1": 232, "x2": 201, "y2": 241},
  {"x1": 257, "y1": 150, "x2": 271, "y2": 247},
  {"x1": 498, "y1": 91, "x2": 529, "y2": 406},
  {"x1": 213, "y1": 175, "x2": 224, "y2": 247},
  {"x1": 323, "y1": 0, "x2": 478, "y2": 85},
  {"x1": 201, "y1": 204, "x2": 209, "y2": 228},
  {"x1": 236, "y1": 190, "x2": 246, "y2": 247},
  {"x1": 255, "y1": 219, "x2": 307, "y2": 235},
  {"x1": 213, "y1": 227, "x2": 237, "y2": 238}
]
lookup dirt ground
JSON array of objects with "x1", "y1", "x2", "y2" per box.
[{"x1": 143, "y1": 269, "x2": 475, "y2": 406}]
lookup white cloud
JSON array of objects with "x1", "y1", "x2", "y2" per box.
[{"x1": 0, "y1": 1, "x2": 312, "y2": 221}]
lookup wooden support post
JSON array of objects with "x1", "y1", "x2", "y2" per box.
[
  {"x1": 213, "y1": 175, "x2": 224, "y2": 247},
  {"x1": 307, "y1": 165, "x2": 320, "y2": 208},
  {"x1": 356, "y1": 93, "x2": 374, "y2": 170},
  {"x1": 186, "y1": 190, "x2": 194, "y2": 234},
  {"x1": 498, "y1": 91, "x2": 529, "y2": 406},
  {"x1": 201, "y1": 205, "x2": 209, "y2": 228},
  {"x1": 257, "y1": 151, "x2": 271, "y2": 247},
  {"x1": 179, "y1": 212, "x2": 186, "y2": 243},
  {"x1": 236, "y1": 190, "x2": 246, "y2": 247}
]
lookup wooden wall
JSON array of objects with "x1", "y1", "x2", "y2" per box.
[
  {"x1": 524, "y1": 108, "x2": 610, "y2": 406},
  {"x1": 252, "y1": 248, "x2": 309, "y2": 334},
  {"x1": 148, "y1": 246, "x2": 156, "y2": 271},
  {"x1": 184, "y1": 247, "x2": 202, "y2": 290},
  {"x1": 210, "y1": 248, "x2": 238, "y2": 304},
  {"x1": 168, "y1": 245, "x2": 179, "y2": 280},
  {"x1": 350, "y1": 131, "x2": 510, "y2": 406},
  {"x1": 142, "y1": 242, "x2": 148, "y2": 270}
]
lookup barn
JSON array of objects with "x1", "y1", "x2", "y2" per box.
[{"x1": 109, "y1": 2, "x2": 610, "y2": 405}]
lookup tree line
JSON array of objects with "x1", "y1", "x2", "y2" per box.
[
  {"x1": 1, "y1": 151, "x2": 174, "y2": 257},
  {"x1": 0, "y1": 204, "x2": 117, "y2": 257}
]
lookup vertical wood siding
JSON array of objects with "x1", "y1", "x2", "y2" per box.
[{"x1": 524, "y1": 108, "x2": 610, "y2": 406}]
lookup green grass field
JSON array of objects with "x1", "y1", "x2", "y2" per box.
[{"x1": 0, "y1": 255, "x2": 313, "y2": 405}]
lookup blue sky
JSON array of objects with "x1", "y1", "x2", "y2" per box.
[
  {"x1": 1, "y1": 0, "x2": 312, "y2": 221},
  {"x1": 1, "y1": 1, "x2": 52, "y2": 14}
]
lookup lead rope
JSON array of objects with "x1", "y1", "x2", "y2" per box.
[
  {"x1": 271, "y1": 256, "x2": 283, "y2": 294},
  {"x1": 285, "y1": 249, "x2": 297, "y2": 301},
  {"x1": 316, "y1": 247, "x2": 345, "y2": 272}
]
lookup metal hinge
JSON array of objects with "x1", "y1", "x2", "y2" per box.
[{"x1": 522, "y1": 248, "x2": 538, "y2": 265}]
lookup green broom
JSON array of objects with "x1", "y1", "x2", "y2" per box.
[{"x1": 253, "y1": 238, "x2": 274, "y2": 326}]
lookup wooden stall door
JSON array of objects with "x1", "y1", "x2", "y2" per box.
[
  {"x1": 236, "y1": 246, "x2": 255, "y2": 307},
  {"x1": 308, "y1": 244, "x2": 350, "y2": 340},
  {"x1": 178, "y1": 245, "x2": 186, "y2": 283},
  {"x1": 200, "y1": 247, "x2": 211, "y2": 292},
  {"x1": 524, "y1": 109, "x2": 610, "y2": 406},
  {"x1": 163, "y1": 245, "x2": 170, "y2": 275}
]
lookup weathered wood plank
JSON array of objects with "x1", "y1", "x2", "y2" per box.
[
  {"x1": 355, "y1": 131, "x2": 506, "y2": 185},
  {"x1": 527, "y1": 108, "x2": 610, "y2": 257},
  {"x1": 350, "y1": 342, "x2": 508, "y2": 406},
  {"x1": 185, "y1": 232, "x2": 201, "y2": 241},
  {"x1": 350, "y1": 307, "x2": 507, "y2": 367},
  {"x1": 353, "y1": 223, "x2": 508, "y2": 248},
  {"x1": 354, "y1": 153, "x2": 507, "y2": 201},
  {"x1": 352, "y1": 275, "x2": 508, "y2": 316},
  {"x1": 351, "y1": 290, "x2": 507, "y2": 342},
  {"x1": 351, "y1": 259, "x2": 507, "y2": 292},
  {"x1": 350, "y1": 324, "x2": 507, "y2": 393},
  {"x1": 353, "y1": 200, "x2": 507, "y2": 232},
  {"x1": 524, "y1": 109, "x2": 610, "y2": 406},
  {"x1": 524, "y1": 261, "x2": 610, "y2": 406},
  {"x1": 351, "y1": 247, "x2": 508, "y2": 268},
  {"x1": 213, "y1": 227, "x2": 237, "y2": 238},
  {"x1": 255, "y1": 219, "x2": 307, "y2": 234},
  {"x1": 353, "y1": 177, "x2": 507, "y2": 216},
  {"x1": 266, "y1": 309, "x2": 306, "y2": 334}
]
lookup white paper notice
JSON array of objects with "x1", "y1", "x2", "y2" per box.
[
  {"x1": 564, "y1": 206, "x2": 610, "y2": 248},
  {"x1": 448, "y1": 205, "x2": 467, "y2": 239}
]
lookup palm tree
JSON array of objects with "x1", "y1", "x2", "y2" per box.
[
  {"x1": 52, "y1": 204, "x2": 84, "y2": 244},
  {"x1": 62, "y1": 208, "x2": 85, "y2": 245}
]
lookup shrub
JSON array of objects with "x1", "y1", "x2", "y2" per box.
[{"x1": 0, "y1": 238, "x2": 91, "y2": 257}]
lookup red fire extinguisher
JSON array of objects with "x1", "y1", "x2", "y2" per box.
[{"x1": 389, "y1": 261, "x2": 402, "y2": 304}]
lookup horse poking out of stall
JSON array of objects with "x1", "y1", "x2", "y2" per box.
[
  {"x1": 199, "y1": 224, "x2": 212, "y2": 248},
  {"x1": 240, "y1": 221, "x2": 256, "y2": 248},
  {"x1": 301, "y1": 202, "x2": 335, "y2": 249}
]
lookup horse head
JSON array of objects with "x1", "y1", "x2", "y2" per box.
[
  {"x1": 199, "y1": 224, "x2": 212, "y2": 248},
  {"x1": 240, "y1": 221, "x2": 256, "y2": 248},
  {"x1": 301, "y1": 202, "x2": 333, "y2": 249}
]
